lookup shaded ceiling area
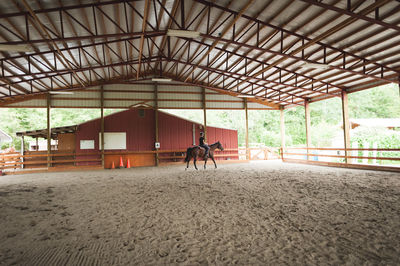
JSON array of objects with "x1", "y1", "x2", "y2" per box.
[{"x1": 0, "y1": 0, "x2": 399, "y2": 109}]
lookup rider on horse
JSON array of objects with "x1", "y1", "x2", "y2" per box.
[{"x1": 199, "y1": 132, "x2": 210, "y2": 158}]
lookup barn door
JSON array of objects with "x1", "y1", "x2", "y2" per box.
[{"x1": 55, "y1": 133, "x2": 76, "y2": 167}]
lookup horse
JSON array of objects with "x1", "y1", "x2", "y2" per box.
[{"x1": 184, "y1": 141, "x2": 224, "y2": 170}]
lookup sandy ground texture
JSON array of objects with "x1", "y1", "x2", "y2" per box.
[{"x1": 0, "y1": 161, "x2": 399, "y2": 265}]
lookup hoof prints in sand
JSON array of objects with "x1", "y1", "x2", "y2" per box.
[{"x1": 18, "y1": 242, "x2": 121, "y2": 266}]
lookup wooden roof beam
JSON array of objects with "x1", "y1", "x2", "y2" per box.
[
  {"x1": 195, "y1": 0, "x2": 397, "y2": 89},
  {"x1": 247, "y1": 0, "x2": 344, "y2": 88},
  {"x1": 168, "y1": 57, "x2": 334, "y2": 101},
  {"x1": 161, "y1": 74, "x2": 282, "y2": 109},
  {"x1": 0, "y1": 37, "x2": 55, "y2": 94},
  {"x1": 193, "y1": 0, "x2": 278, "y2": 83},
  {"x1": 0, "y1": 0, "x2": 143, "y2": 19},
  {"x1": 147, "y1": 0, "x2": 169, "y2": 75},
  {"x1": 1, "y1": 57, "x2": 162, "y2": 89},
  {"x1": 0, "y1": 6, "x2": 67, "y2": 91},
  {"x1": 154, "y1": 0, "x2": 181, "y2": 73},
  {"x1": 182, "y1": 0, "x2": 255, "y2": 82},
  {"x1": 277, "y1": 5, "x2": 400, "y2": 87},
  {"x1": 166, "y1": 0, "x2": 213, "y2": 77},
  {"x1": 59, "y1": 0, "x2": 105, "y2": 83},
  {"x1": 20, "y1": 0, "x2": 87, "y2": 88},
  {"x1": 234, "y1": 0, "x2": 393, "y2": 88},
  {"x1": 177, "y1": 37, "x2": 343, "y2": 95},
  {"x1": 297, "y1": 0, "x2": 400, "y2": 33},
  {"x1": 0, "y1": 34, "x2": 162, "y2": 67},
  {"x1": 35, "y1": 0, "x2": 90, "y2": 84},
  {"x1": 160, "y1": 0, "x2": 200, "y2": 70},
  {"x1": 137, "y1": 0, "x2": 151, "y2": 80},
  {"x1": 168, "y1": 59, "x2": 313, "y2": 106},
  {"x1": 204, "y1": 34, "x2": 397, "y2": 88}
]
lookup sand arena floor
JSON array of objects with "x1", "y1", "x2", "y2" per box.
[{"x1": 0, "y1": 161, "x2": 399, "y2": 265}]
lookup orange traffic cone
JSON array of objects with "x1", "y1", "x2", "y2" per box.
[
  {"x1": 126, "y1": 158, "x2": 131, "y2": 169},
  {"x1": 111, "y1": 161, "x2": 115, "y2": 169},
  {"x1": 119, "y1": 156, "x2": 124, "y2": 168}
]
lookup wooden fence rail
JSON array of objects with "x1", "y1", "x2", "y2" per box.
[
  {"x1": 0, "y1": 148, "x2": 240, "y2": 171},
  {"x1": 282, "y1": 147, "x2": 400, "y2": 172},
  {"x1": 238, "y1": 147, "x2": 280, "y2": 160}
]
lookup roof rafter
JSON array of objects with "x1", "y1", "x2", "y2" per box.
[
  {"x1": 182, "y1": 0, "x2": 255, "y2": 82},
  {"x1": 298, "y1": 0, "x2": 400, "y2": 33}
]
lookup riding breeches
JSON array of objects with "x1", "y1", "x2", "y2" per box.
[{"x1": 200, "y1": 144, "x2": 210, "y2": 157}]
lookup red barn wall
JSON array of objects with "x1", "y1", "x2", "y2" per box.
[
  {"x1": 75, "y1": 109, "x2": 155, "y2": 154},
  {"x1": 74, "y1": 108, "x2": 238, "y2": 167},
  {"x1": 158, "y1": 112, "x2": 195, "y2": 150}
]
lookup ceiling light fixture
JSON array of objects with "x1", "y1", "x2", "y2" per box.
[
  {"x1": 49, "y1": 91, "x2": 74, "y2": 95},
  {"x1": 300, "y1": 63, "x2": 331, "y2": 69},
  {"x1": 0, "y1": 44, "x2": 32, "y2": 52},
  {"x1": 167, "y1": 29, "x2": 200, "y2": 38},
  {"x1": 152, "y1": 78, "x2": 172, "y2": 82}
]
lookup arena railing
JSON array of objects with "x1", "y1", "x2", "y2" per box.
[
  {"x1": 0, "y1": 148, "x2": 240, "y2": 173},
  {"x1": 281, "y1": 147, "x2": 400, "y2": 172}
]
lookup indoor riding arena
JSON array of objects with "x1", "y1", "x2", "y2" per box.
[
  {"x1": 1, "y1": 162, "x2": 400, "y2": 265},
  {"x1": 1, "y1": 0, "x2": 400, "y2": 265}
]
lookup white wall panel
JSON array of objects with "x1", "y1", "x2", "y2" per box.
[
  {"x1": 247, "y1": 102, "x2": 275, "y2": 109},
  {"x1": 105, "y1": 84, "x2": 154, "y2": 91},
  {"x1": 4, "y1": 84, "x2": 273, "y2": 109},
  {"x1": 6, "y1": 99, "x2": 46, "y2": 107},
  {"x1": 105, "y1": 91, "x2": 154, "y2": 100},
  {"x1": 158, "y1": 85, "x2": 201, "y2": 93},
  {"x1": 159, "y1": 101, "x2": 203, "y2": 109},
  {"x1": 105, "y1": 100, "x2": 155, "y2": 108},
  {"x1": 158, "y1": 93, "x2": 202, "y2": 101},
  {"x1": 52, "y1": 99, "x2": 99, "y2": 108},
  {"x1": 205, "y1": 101, "x2": 245, "y2": 109},
  {"x1": 206, "y1": 93, "x2": 243, "y2": 102}
]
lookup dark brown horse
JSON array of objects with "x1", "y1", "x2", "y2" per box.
[{"x1": 185, "y1": 141, "x2": 224, "y2": 170}]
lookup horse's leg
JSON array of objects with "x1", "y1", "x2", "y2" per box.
[
  {"x1": 185, "y1": 156, "x2": 190, "y2": 170},
  {"x1": 211, "y1": 155, "x2": 217, "y2": 169},
  {"x1": 204, "y1": 157, "x2": 207, "y2": 169},
  {"x1": 193, "y1": 155, "x2": 198, "y2": 170}
]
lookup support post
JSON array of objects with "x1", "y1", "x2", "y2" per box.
[
  {"x1": 280, "y1": 106, "x2": 285, "y2": 159},
  {"x1": 202, "y1": 88, "x2": 207, "y2": 140},
  {"x1": 341, "y1": 90, "x2": 351, "y2": 163},
  {"x1": 47, "y1": 93, "x2": 51, "y2": 168},
  {"x1": 305, "y1": 100, "x2": 311, "y2": 160},
  {"x1": 155, "y1": 83, "x2": 159, "y2": 166},
  {"x1": 100, "y1": 86, "x2": 105, "y2": 168},
  {"x1": 192, "y1": 124, "x2": 196, "y2": 145},
  {"x1": 20, "y1": 136, "x2": 24, "y2": 169},
  {"x1": 244, "y1": 99, "x2": 249, "y2": 160}
]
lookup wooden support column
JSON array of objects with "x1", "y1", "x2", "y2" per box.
[
  {"x1": 244, "y1": 99, "x2": 249, "y2": 160},
  {"x1": 280, "y1": 106, "x2": 285, "y2": 159},
  {"x1": 20, "y1": 136, "x2": 24, "y2": 169},
  {"x1": 305, "y1": 100, "x2": 311, "y2": 160},
  {"x1": 155, "y1": 83, "x2": 159, "y2": 166},
  {"x1": 397, "y1": 75, "x2": 400, "y2": 96},
  {"x1": 202, "y1": 88, "x2": 207, "y2": 140},
  {"x1": 341, "y1": 90, "x2": 351, "y2": 163},
  {"x1": 47, "y1": 93, "x2": 51, "y2": 168},
  {"x1": 100, "y1": 86, "x2": 105, "y2": 168}
]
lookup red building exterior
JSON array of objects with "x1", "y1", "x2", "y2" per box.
[{"x1": 73, "y1": 108, "x2": 238, "y2": 168}]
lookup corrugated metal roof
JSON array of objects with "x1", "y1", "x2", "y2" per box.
[{"x1": 0, "y1": 0, "x2": 398, "y2": 109}]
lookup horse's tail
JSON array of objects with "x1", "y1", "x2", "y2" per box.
[{"x1": 185, "y1": 147, "x2": 192, "y2": 162}]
